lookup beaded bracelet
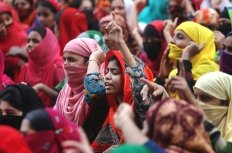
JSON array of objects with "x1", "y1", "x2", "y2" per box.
[{"x1": 86, "y1": 59, "x2": 100, "y2": 66}]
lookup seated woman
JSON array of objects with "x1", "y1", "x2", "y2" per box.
[
  {"x1": 13, "y1": 0, "x2": 36, "y2": 27},
  {"x1": 220, "y1": 32, "x2": 232, "y2": 75},
  {"x1": 54, "y1": 38, "x2": 102, "y2": 126},
  {"x1": 20, "y1": 108, "x2": 80, "y2": 153},
  {"x1": 143, "y1": 20, "x2": 167, "y2": 76},
  {"x1": 0, "y1": 2, "x2": 27, "y2": 80},
  {"x1": 84, "y1": 13, "x2": 153, "y2": 152},
  {"x1": 158, "y1": 21, "x2": 219, "y2": 91},
  {"x1": 35, "y1": 0, "x2": 59, "y2": 35},
  {"x1": 0, "y1": 84, "x2": 43, "y2": 129},
  {"x1": 17, "y1": 26, "x2": 64, "y2": 107},
  {"x1": 194, "y1": 72, "x2": 232, "y2": 142}
]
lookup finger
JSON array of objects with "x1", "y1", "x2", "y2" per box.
[
  {"x1": 77, "y1": 128, "x2": 89, "y2": 144},
  {"x1": 62, "y1": 140, "x2": 81, "y2": 148},
  {"x1": 164, "y1": 78, "x2": 173, "y2": 88},
  {"x1": 178, "y1": 59, "x2": 185, "y2": 77},
  {"x1": 140, "y1": 78, "x2": 156, "y2": 88},
  {"x1": 198, "y1": 42, "x2": 205, "y2": 51},
  {"x1": 112, "y1": 12, "x2": 116, "y2": 20},
  {"x1": 173, "y1": 17, "x2": 179, "y2": 27},
  {"x1": 140, "y1": 84, "x2": 149, "y2": 101}
]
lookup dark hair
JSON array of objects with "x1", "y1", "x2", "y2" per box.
[
  {"x1": 36, "y1": 0, "x2": 57, "y2": 14},
  {"x1": 25, "y1": 109, "x2": 54, "y2": 131},
  {"x1": 29, "y1": 26, "x2": 47, "y2": 38},
  {"x1": 0, "y1": 84, "x2": 44, "y2": 116},
  {"x1": 108, "y1": 56, "x2": 120, "y2": 67},
  {"x1": 68, "y1": 0, "x2": 82, "y2": 8},
  {"x1": 13, "y1": 0, "x2": 34, "y2": 7}
]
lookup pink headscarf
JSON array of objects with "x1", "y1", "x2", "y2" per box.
[
  {"x1": 0, "y1": 51, "x2": 14, "y2": 92},
  {"x1": 17, "y1": 28, "x2": 64, "y2": 107},
  {"x1": 54, "y1": 38, "x2": 99, "y2": 126}
]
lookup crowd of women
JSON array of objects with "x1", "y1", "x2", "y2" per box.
[{"x1": 1, "y1": 0, "x2": 232, "y2": 152}]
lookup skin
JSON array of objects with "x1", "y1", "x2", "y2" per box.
[
  {"x1": 0, "y1": 100, "x2": 23, "y2": 116},
  {"x1": 26, "y1": 31, "x2": 42, "y2": 52},
  {"x1": 0, "y1": 21, "x2": 7, "y2": 37},
  {"x1": 0, "y1": 12, "x2": 13, "y2": 27},
  {"x1": 36, "y1": 5, "x2": 55, "y2": 29},
  {"x1": 13, "y1": 0, "x2": 31, "y2": 20},
  {"x1": 63, "y1": 52, "x2": 87, "y2": 66},
  {"x1": 104, "y1": 59, "x2": 123, "y2": 96},
  {"x1": 20, "y1": 119, "x2": 36, "y2": 135},
  {"x1": 172, "y1": 30, "x2": 191, "y2": 49},
  {"x1": 111, "y1": 0, "x2": 125, "y2": 18},
  {"x1": 80, "y1": 0, "x2": 93, "y2": 10},
  {"x1": 194, "y1": 88, "x2": 228, "y2": 106},
  {"x1": 222, "y1": 36, "x2": 232, "y2": 54}
]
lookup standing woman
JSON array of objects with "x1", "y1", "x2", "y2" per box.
[
  {"x1": 17, "y1": 26, "x2": 64, "y2": 107},
  {"x1": 54, "y1": 38, "x2": 100, "y2": 126}
]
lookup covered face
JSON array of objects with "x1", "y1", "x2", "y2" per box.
[
  {"x1": 21, "y1": 108, "x2": 80, "y2": 153},
  {"x1": 0, "y1": 84, "x2": 43, "y2": 129}
]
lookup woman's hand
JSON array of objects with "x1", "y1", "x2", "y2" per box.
[
  {"x1": 182, "y1": 41, "x2": 204, "y2": 60},
  {"x1": 62, "y1": 128, "x2": 93, "y2": 153},
  {"x1": 214, "y1": 30, "x2": 225, "y2": 50},
  {"x1": 140, "y1": 78, "x2": 169, "y2": 102},
  {"x1": 89, "y1": 48, "x2": 105, "y2": 64},
  {"x1": 33, "y1": 83, "x2": 45, "y2": 93},
  {"x1": 158, "y1": 47, "x2": 173, "y2": 79},
  {"x1": 165, "y1": 76, "x2": 196, "y2": 104},
  {"x1": 105, "y1": 13, "x2": 124, "y2": 48},
  {"x1": 114, "y1": 103, "x2": 134, "y2": 130}
]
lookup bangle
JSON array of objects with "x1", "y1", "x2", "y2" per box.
[{"x1": 86, "y1": 59, "x2": 100, "y2": 66}]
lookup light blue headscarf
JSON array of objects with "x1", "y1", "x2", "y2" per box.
[{"x1": 138, "y1": 0, "x2": 168, "y2": 24}]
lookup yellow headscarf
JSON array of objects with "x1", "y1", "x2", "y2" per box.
[
  {"x1": 169, "y1": 21, "x2": 219, "y2": 80},
  {"x1": 194, "y1": 71, "x2": 232, "y2": 142}
]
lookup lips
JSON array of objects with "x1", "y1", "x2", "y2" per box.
[{"x1": 105, "y1": 82, "x2": 112, "y2": 89}]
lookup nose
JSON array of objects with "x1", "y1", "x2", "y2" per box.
[
  {"x1": 37, "y1": 15, "x2": 45, "y2": 25},
  {"x1": 105, "y1": 71, "x2": 111, "y2": 80}
]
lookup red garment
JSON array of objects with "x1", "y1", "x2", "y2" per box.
[
  {"x1": 25, "y1": 108, "x2": 80, "y2": 153},
  {"x1": 146, "y1": 21, "x2": 167, "y2": 77},
  {"x1": 91, "y1": 50, "x2": 153, "y2": 152},
  {"x1": 0, "y1": 51, "x2": 14, "y2": 91},
  {"x1": 21, "y1": 10, "x2": 36, "y2": 26},
  {"x1": 17, "y1": 28, "x2": 64, "y2": 107},
  {"x1": 58, "y1": 8, "x2": 88, "y2": 51},
  {"x1": 0, "y1": 2, "x2": 27, "y2": 79},
  {"x1": 0, "y1": 125, "x2": 32, "y2": 153}
]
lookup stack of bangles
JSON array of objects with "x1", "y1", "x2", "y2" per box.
[{"x1": 86, "y1": 59, "x2": 100, "y2": 66}]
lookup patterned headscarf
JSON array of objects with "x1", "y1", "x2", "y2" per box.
[{"x1": 146, "y1": 98, "x2": 214, "y2": 153}]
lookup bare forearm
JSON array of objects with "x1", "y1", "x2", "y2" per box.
[
  {"x1": 120, "y1": 118, "x2": 148, "y2": 144},
  {"x1": 117, "y1": 41, "x2": 137, "y2": 67},
  {"x1": 40, "y1": 84, "x2": 58, "y2": 98}
]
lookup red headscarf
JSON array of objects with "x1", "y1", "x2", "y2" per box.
[
  {"x1": 58, "y1": 7, "x2": 88, "y2": 51},
  {"x1": 0, "y1": 50, "x2": 14, "y2": 91},
  {"x1": 17, "y1": 28, "x2": 64, "y2": 107},
  {"x1": 91, "y1": 50, "x2": 153, "y2": 152},
  {"x1": 0, "y1": 125, "x2": 32, "y2": 153},
  {"x1": 54, "y1": 38, "x2": 99, "y2": 126},
  {"x1": 25, "y1": 108, "x2": 80, "y2": 153},
  {"x1": 146, "y1": 21, "x2": 167, "y2": 77},
  {"x1": 0, "y1": 2, "x2": 27, "y2": 79}
]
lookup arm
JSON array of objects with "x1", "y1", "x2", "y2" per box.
[{"x1": 33, "y1": 83, "x2": 58, "y2": 99}]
